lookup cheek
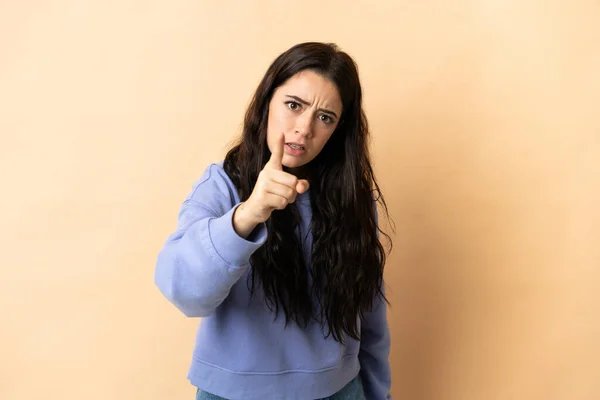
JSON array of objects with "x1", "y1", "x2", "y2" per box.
[{"x1": 268, "y1": 105, "x2": 292, "y2": 130}]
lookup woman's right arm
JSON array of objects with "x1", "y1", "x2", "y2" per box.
[
  {"x1": 154, "y1": 164, "x2": 268, "y2": 318},
  {"x1": 157, "y1": 137, "x2": 309, "y2": 318}
]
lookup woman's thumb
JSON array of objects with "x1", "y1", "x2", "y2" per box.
[{"x1": 296, "y1": 179, "x2": 310, "y2": 194}]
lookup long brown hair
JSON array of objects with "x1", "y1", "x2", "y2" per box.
[{"x1": 224, "y1": 42, "x2": 391, "y2": 343}]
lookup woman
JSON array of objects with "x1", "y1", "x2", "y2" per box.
[{"x1": 155, "y1": 42, "x2": 392, "y2": 400}]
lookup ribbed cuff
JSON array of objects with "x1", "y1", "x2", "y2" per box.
[{"x1": 207, "y1": 203, "x2": 267, "y2": 267}]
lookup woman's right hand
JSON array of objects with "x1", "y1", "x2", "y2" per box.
[{"x1": 233, "y1": 133, "x2": 310, "y2": 237}]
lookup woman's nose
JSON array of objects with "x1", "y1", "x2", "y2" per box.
[{"x1": 294, "y1": 112, "x2": 313, "y2": 137}]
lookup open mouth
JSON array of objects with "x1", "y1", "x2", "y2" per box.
[{"x1": 286, "y1": 143, "x2": 305, "y2": 151}]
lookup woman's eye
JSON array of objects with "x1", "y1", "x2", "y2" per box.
[
  {"x1": 286, "y1": 101, "x2": 300, "y2": 111},
  {"x1": 319, "y1": 114, "x2": 333, "y2": 124}
]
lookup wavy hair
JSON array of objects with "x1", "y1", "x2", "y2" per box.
[{"x1": 223, "y1": 42, "x2": 392, "y2": 343}]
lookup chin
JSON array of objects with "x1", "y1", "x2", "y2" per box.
[{"x1": 282, "y1": 157, "x2": 306, "y2": 169}]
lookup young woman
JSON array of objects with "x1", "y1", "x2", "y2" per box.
[{"x1": 155, "y1": 42, "x2": 392, "y2": 400}]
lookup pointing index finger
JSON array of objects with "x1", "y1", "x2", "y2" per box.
[{"x1": 267, "y1": 132, "x2": 285, "y2": 170}]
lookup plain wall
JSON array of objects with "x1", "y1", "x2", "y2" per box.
[{"x1": 1, "y1": 1, "x2": 599, "y2": 399}]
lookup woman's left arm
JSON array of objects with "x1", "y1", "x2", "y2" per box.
[{"x1": 358, "y1": 287, "x2": 392, "y2": 400}]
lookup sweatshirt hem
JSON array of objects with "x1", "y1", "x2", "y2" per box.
[{"x1": 188, "y1": 355, "x2": 360, "y2": 400}]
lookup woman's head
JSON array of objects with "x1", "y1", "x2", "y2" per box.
[
  {"x1": 266, "y1": 69, "x2": 342, "y2": 174},
  {"x1": 224, "y1": 42, "x2": 390, "y2": 343},
  {"x1": 239, "y1": 42, "x2": 367, "y2": 176}
]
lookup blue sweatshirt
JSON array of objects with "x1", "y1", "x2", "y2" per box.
[{"x1": 155, "y1": 162, "x2": 392, "y2": 400}]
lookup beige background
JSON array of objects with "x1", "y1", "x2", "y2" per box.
[{"x1": 1, "y1": 1, "x2": 599, "y2": 399}]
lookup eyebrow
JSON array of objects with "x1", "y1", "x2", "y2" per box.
[{"x1": 285, "y1": 95, "x2": 339, "y2": 119}]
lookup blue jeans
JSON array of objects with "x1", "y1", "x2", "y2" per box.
[{"x1": 195, "y1": 374, "x2": 365, "y2": 400}]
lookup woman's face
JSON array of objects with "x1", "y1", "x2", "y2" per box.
[{"x1": 266, "y1": 70, "x2": 343, "y2": 173}]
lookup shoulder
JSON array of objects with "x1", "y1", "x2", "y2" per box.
[{"x1": 185, "y1": 161, "x2": 240, "y2": 207}]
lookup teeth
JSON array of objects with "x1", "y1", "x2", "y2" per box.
[{"x1": 288, "y1": 144, "x2": 304, "y2": 150}]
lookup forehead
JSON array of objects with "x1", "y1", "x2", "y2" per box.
[{"x1": 275, "y1": 70, "x2": 342, "y2": 111}]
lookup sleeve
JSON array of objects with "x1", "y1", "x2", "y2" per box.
[
  {"x1": 359, "y1": 200, "x2": 392, "y2": 399},
  {"x1": 359, "y1": 290, "x2": 392, "y2": 399},
  {"x1": 154, "y1": 164, "x2": 268, "y2": 318}
]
